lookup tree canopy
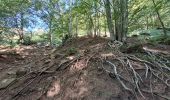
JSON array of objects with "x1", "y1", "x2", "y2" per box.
[{"x1": 0, "y1": 0, "x2": 170, "y2": 45}]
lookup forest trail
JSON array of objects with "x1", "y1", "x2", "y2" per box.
[{"x1": 0, "y1": 37, "x2": 170, "y2": 100}]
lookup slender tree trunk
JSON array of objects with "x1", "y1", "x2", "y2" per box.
[
  {"x1": 94, "y1": 3, "x2": 97, "y2": 37},
  {"x1": 151, "y1": 0, "x2": 166, "y2": 36},
  {"x1": 94, "y1": 16, "x2": 97, "y2": 37},
  {"x1": 18, "y1": 12, "x2": 24, "y2": 43},
  {"x1": 97, "y1": 12, "x2": 101, "y2": 36},
  {"x1": 49, "y1": 0, "x2": 55, "y2": 46},
  {"x1": 87, "y1": 15, "x2": 94, "y2": 37},
  {"x1": 15, "y1": 16, "x2": 21, "y2": 43},
  {"x1": 75, "y1": 14, "x2": 78, "y2": 37},
  {"x1": 68, "y1": 0, "x2": 73, "y2": 37},
  {"x1": 150, "y1": 14, "x2": 154, "y2": 28},
  {"x1": 30, "y1": 31, "x2": 33, "y2": 38},
  {"x1": 123, "y1": 0, "x2": 128, "y2": 41},
  {"x1": 68, "y1": 14, "x2": 72, "y2": 37},
  {"x1": 56, "y1": 2, "x2": 64, "y2": 38},
  {"x1": 104, "y1": 16, "x2": 107, "y2": 37},
  {"x1": 120, "y1": 0, "x2": 124, "y2": 41},
  {"x1": 146, "y1": 16, "x2": 149, "y2": 30},
  {"x1": 49, "y1": 14, "x2": 53, "y2": 45}
]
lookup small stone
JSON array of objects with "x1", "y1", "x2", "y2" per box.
[
  {"x1": 37, "y1": 88, "x2": 43, "y2": 91},
  {"x1": 44, "y1": 59, "x2": 51, "y2": 64},
  {"x1": 7, "y1": 70, "x2": 16, "y2": 75},
  {"x1": 16, "y1": 68, "x2": 27, "y2": 77}
]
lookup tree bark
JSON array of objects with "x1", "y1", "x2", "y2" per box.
[
  {"x1": 122, "y1": 0, "x2": 128, "y2": 41},
  {"x1": 104, "y1": 0, "x2": 115, "y2": 40},
  {"x1": 75, "y1": 14, "x2": 78, "y2": 37},
  {"x1": 114, "y1": 0, "x2": 128, "y2": 41},
  {"x1": 18, "y1": 12, "x2": 24, "y2": 44},
  {"x1": 87, "y1": 15, "x2": 94, "y2": 37},
  {"x1": 49, "y1": 14, "x2": 53, "y2": 45},
  {"x1": 68, "y1": 0, "x2": 73, "y2": 37}
]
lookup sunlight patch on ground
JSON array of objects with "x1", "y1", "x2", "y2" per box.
[
  {"x1": 66, "y1": 56, "x2": 75, "y2": 60},
  {"x1": 47, "y1": 81, "x2": 61, "y2": 98},
  {"x1": 15, "y1": 46, "x2": 35, "y2": 54},
  {"x1": 70, "y1": 59, "x2": 86, "y2": 72}
]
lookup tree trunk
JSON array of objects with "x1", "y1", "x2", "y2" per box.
[
  {"x1": 87, "y1": 15, "x2": 94, "y2": 37},
  {"x1": 104, "y1": 0, "x2": 115, "y2": 40},
  {"x1": 68, "y1": 14, "x2": 72, "y2": 37},
  {"x1": 75, "y1": 14, "x2": 78, "y2": 37},
  {"x1": 151, "y1": 0, "x2": 166, "y2": 36},
  {"x1": 49, "y1": 14, "x2": 53, "y2": 46},
  {"x1": 57, "y1": 2, "x2": 65, "y2": 39},
  {"x1": 68, "y1": 0, "x2": 73, "y2": 37},
  {"x1": 114, "y1": 0, "x2": 128, "y2": 41},
  {"x1": 122, "y1": 0, "x2": 128, "y2": 41},
  {"x1": 94, "y1": 3, "x2": 97, "y2": 37},
  {"x1": 104, "y1": 16, "x2": 107, "y2": 37},
  {"x1": 18, "y1": 12, "x2": 24, "y2": 44},
  {"x1": 114, "y1": 0, "x2": 120, "y2": 41},
  {"x1": 146, "y1": 16, "x2": 149, "y2": 30},
  {"x1": 97, "y1": 12, "x2": 101, "y2": 36}
]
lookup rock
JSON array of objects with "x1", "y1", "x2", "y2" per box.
[
  {"x1": 0, "y1": 78, "x2": 16, "y2": 89},
  {"x1": 7, "y1": 70, "x2": 16, "y2": 75},
  {"x1": 44, "y1": 59, "x2": 51, "y2": 64},
  {"x1": 16, "y1": 68, "x2": 27, "y2": 77}
]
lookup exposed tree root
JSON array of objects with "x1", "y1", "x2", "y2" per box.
[
  {"x1": 104, "y1": 41, "x2": 170, "y2": 99},
  {"x1": 106, "y1": 60, "x2": 133, "y2": 92},
  {"x1": 0, "y1": 39, "x2": 169, "y2": 100}
]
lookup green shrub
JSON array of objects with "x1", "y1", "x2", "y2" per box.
[
  {"x1": 163, "y1": 37, "x2": 170, "y2": 45},
  {"x1": 22, "y1": 36, "x2": 34, "y2": 45},
  {"x1": 148, "y1": 35, "x2": 170, "y2": 45}
]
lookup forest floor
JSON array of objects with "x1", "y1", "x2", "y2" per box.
[{"x1": 0, "y1": 37, "x2": 170, "y2": 100}]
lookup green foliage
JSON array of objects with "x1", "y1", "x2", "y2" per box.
[
  {"x1": 164, "y1": 37, "x2": 170, "y2": 45},
  {"x1": 149, "y1": 35, "x2": 170, "y2": 45},
  {"x1": 0, "y1": 0, "x2": 170, "y2": 46},
  {"x1": 31, "y1": 34, "x2": 48, "y2": 43},
  {"x1": 22, "y1": 36, "x2": 33, "y2": 45},
  {"x1": 67, "y1": 47, "x2": 78, "y2": 55},
  {"x1": 0, "y1": 0, "x2": 30, "y2": 17}
]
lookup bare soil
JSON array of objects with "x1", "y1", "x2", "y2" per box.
[{"x1": 0, "y1": 37, "x2": 170, "y2": 100}]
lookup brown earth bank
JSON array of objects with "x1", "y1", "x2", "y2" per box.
[{"x1": 0, "y1": 37, "x2": 170, "y2": 100}]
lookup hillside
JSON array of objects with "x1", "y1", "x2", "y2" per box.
[{"x1": 0, "y1": 37, "x2": 170, "y2": 100}]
